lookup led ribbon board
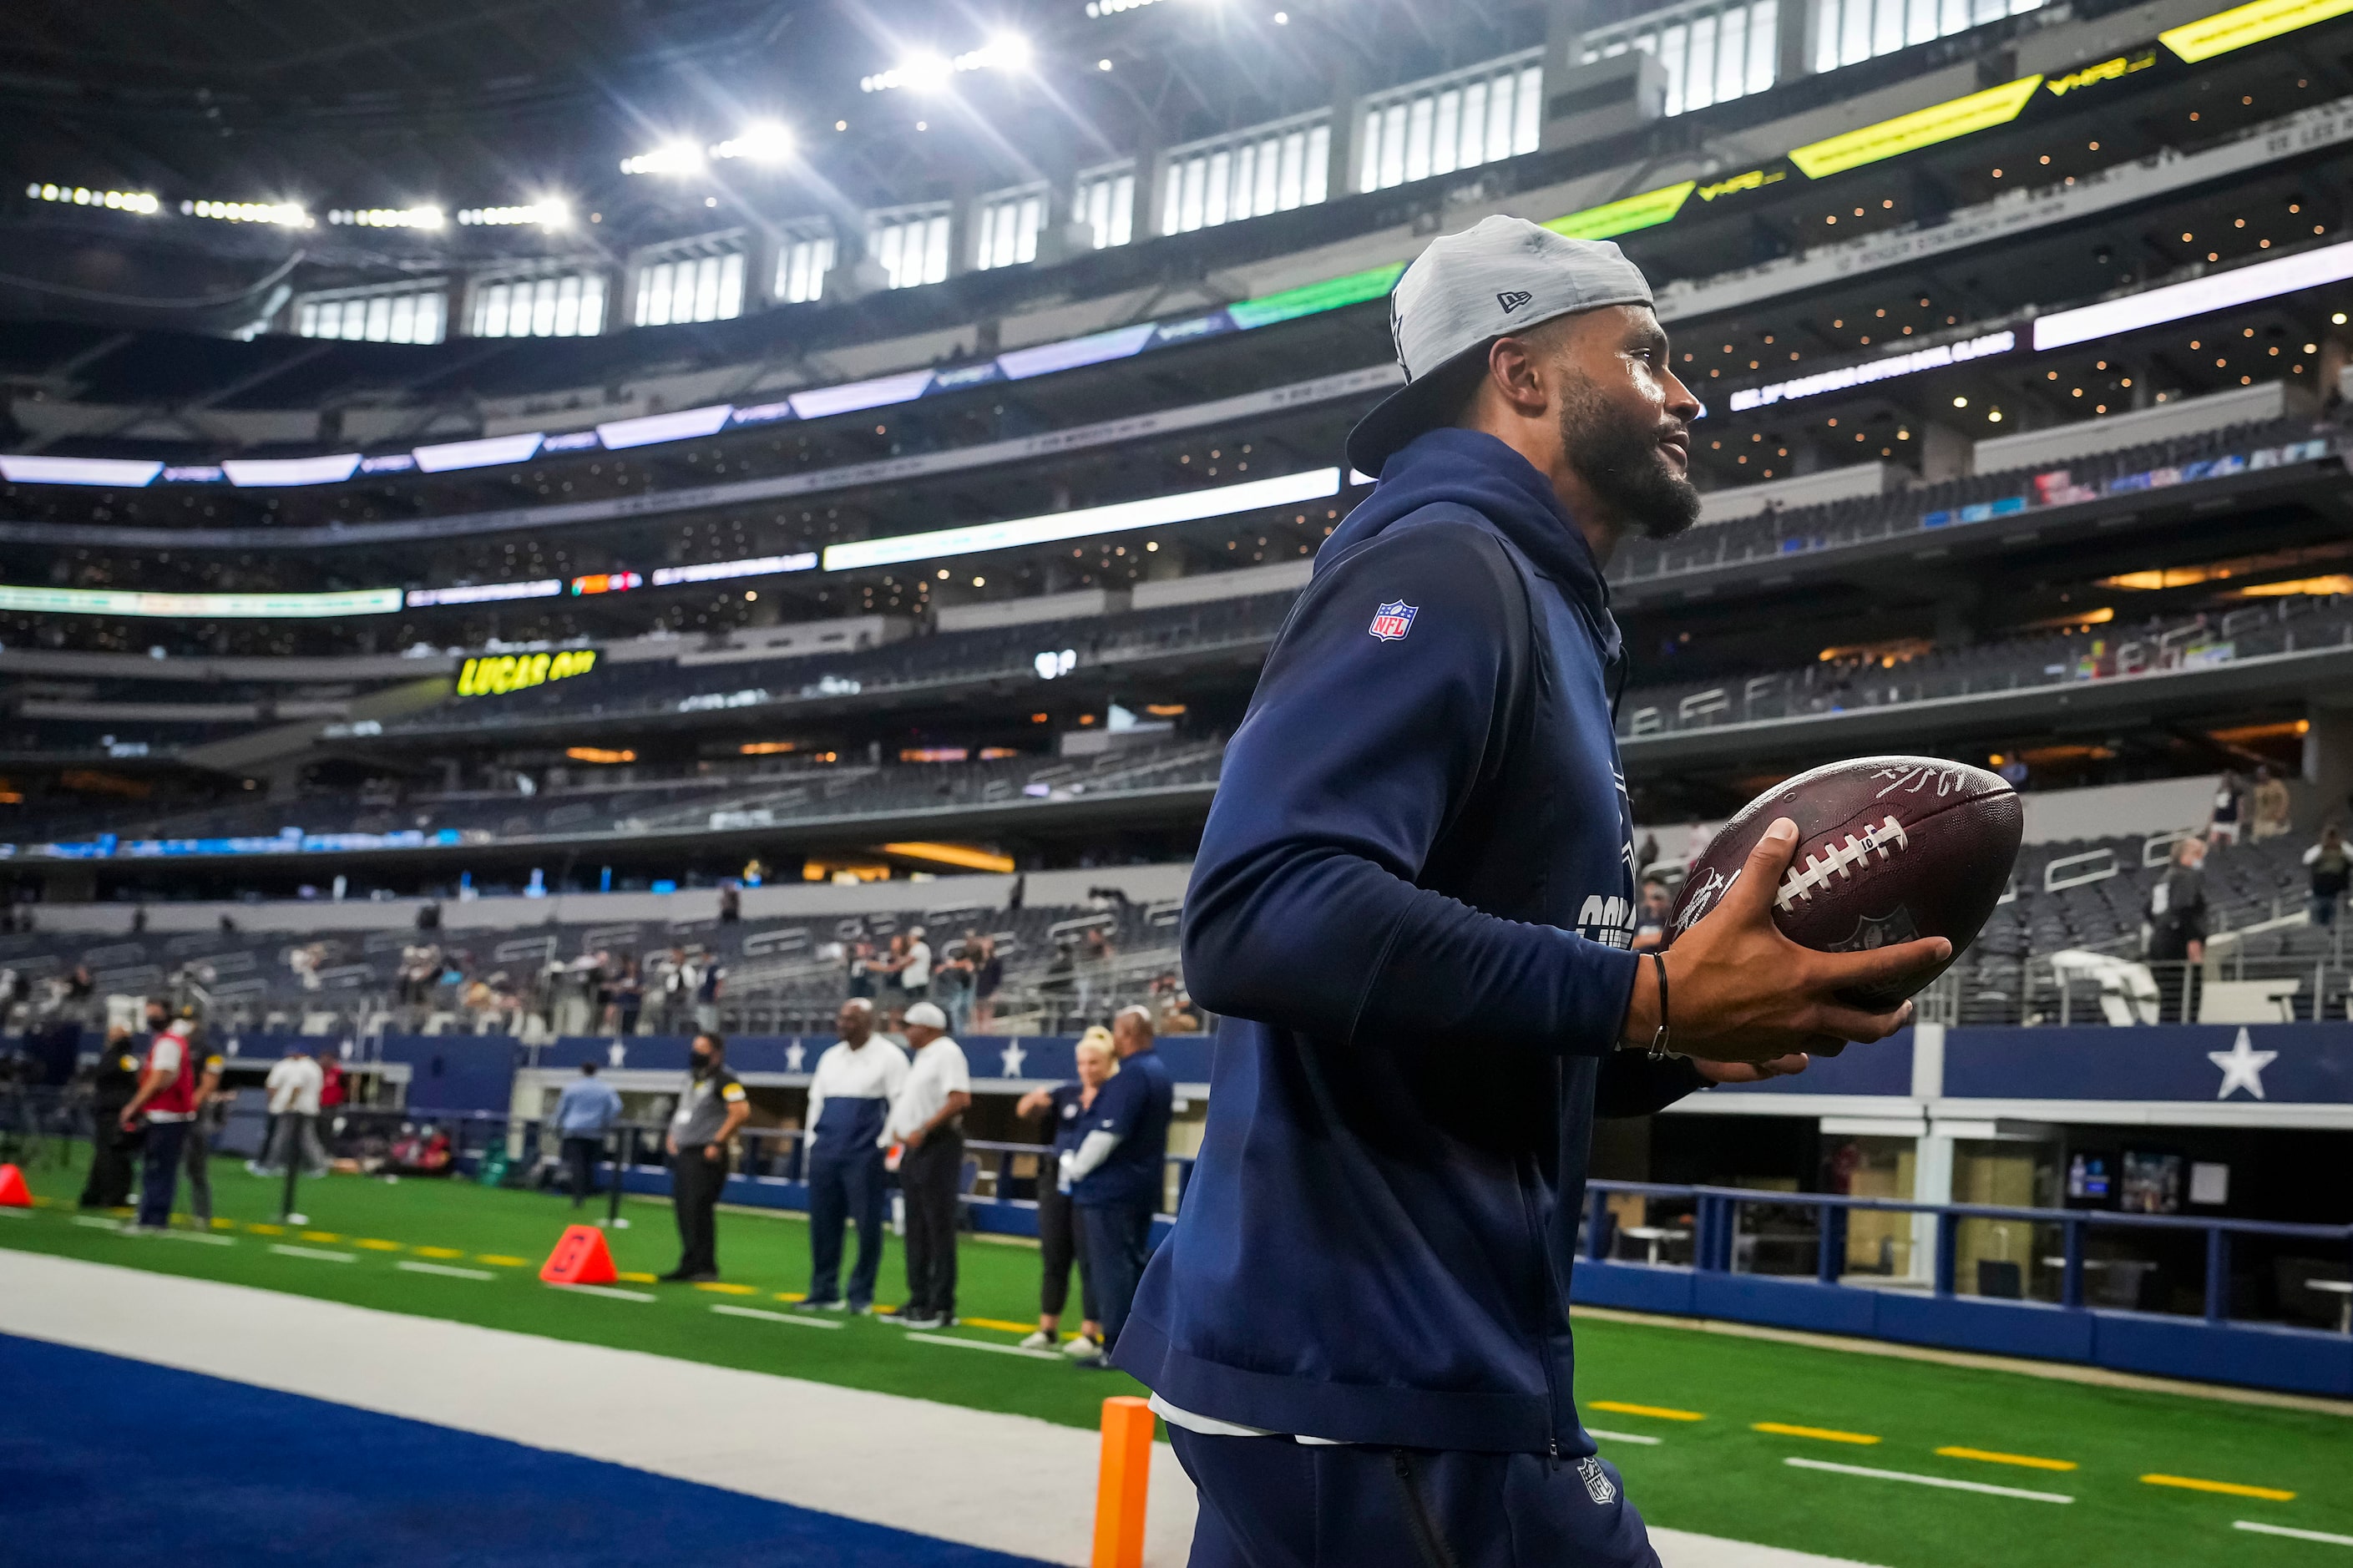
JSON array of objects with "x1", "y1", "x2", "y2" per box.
[
  {"x1": 822, "y1": 468, "x2": 1343, "y2": 572},
  {"x1": 2163, "y1": 0, "x2": 2353, "y2": 60},
  {"x1": 1546, "y1": 183, "x2": 1698, "y2": 241},
  {"x1": 1728, "y1": 331, "x2": 2016, "y2": 411},
  {"x1": 2033, "y1": 238, "x2": 2353, "y2": 348},
  {"x1": 456, "y1": 649, "x2": 598, "y2": 695},
  {"x1": 1787, "y1": 77, "x2": 2044, "y2": 179},
  {"x1": 0, "y1": 586, "x2": 402, "y2": 619}
]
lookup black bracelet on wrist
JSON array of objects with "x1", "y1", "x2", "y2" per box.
[{"x1": 1647, "y1": 951, "x2": 1672, "y2": 1061}]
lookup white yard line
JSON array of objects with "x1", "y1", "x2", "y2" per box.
[
  {"x1": 711, "y1": 1303, "x2": 844, "y2": 1330},
  {"x1": 905, "y1": 1331, "x2": 1065, "y2": 1360},
  {"x1": 0, "y1": 1251, "x2": 1893, "y2": 1568},
  {"x1": 2235, "y1": 1521, "x2": 2353, "y2": 1548},
  {"x1": 1784, "y1": 1456, "x2": 2074, "y2": 1504},
  {"x1": 269, "y1": 1244, "x2": 355, "y2": 1263},
  {"x1": 1588, "y1": 1428, "x2": 1665, "y2": 1445},
  {"x1": 397, "y1": 1260, "x2": 498, "y2": 1282},
  {"x1": 549, "y1": 1282, "x2": 656, "y2": 1302}
]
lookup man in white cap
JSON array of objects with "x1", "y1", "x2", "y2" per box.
[
  {"x1": 883, "y1": 999, "x2": 971, "y2": 1328},
  {"x1": 1114, "y1": 217, "x2": 1947, "y2": 1563}
]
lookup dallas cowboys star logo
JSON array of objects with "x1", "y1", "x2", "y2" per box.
[
  {"x1": 2207, "y1": 1027, "x2": 2278, "y2": 1100},
  {"x1": 606, "y1": 1039, "x2": 628, "y2": 1069},
  {"x1": 999, "y1": 1041, "x2": 1027, "y2": 1077},
  {"x1": 785, "y1": 1041, "x2": 807, "y2": 1072}
]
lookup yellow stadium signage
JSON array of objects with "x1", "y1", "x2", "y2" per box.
[
  {"x1": 1787, "y1": 76, "x2": 2043, "y2": 179},
  {"x1": 1697, "y1": 168, "x2": 1787, "y2": 202},
  {"x1": 2045, "y1": 50, "x2": 2156, "y2": 94},
  {"x1": 456, "y1": 649, "x2": 598, "y2": 696},
  {"x1": 2162, "y1": 0, "x2": 2353, "y2": 60},
  {"x1": 1545, "y1": 182, "x2": 1697, "y2": 242}
]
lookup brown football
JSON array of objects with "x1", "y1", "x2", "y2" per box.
[{"x1": 1665, "y1": 756, "x2": 2023, "y2": 1009}]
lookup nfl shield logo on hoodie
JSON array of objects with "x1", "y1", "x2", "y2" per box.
[{"x1": 1369, "y1": 601, "x2": 1418, "y2": 641}]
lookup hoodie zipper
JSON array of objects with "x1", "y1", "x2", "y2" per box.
[{"x1": 1517, "y1": 1125, "x2": 1564, "y2": 1464}]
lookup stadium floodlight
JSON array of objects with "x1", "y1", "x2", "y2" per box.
[
  {"x1": 823, "y1": 467, "x2": 1343, "y2": 572},
  {"x1": 1728, "y1": 331, "x2": 2016, "y2": 412},
  {"x1": 2032, "y1": 240, "x2": 2353, "y2": 350},
  {"x1": 711, "y1": 122, "x2": 795, "y2": 162},
  {"x1": 183, "y1": 199, "x2": 311, "y2": 227},
  {"x1": 328, "y1": 206, "x2": 446, "y2": 229},
  {"x1": 1085, "y1": 0, "x2": 1167, "y2": 15},
  {"x1": 28, "y1": 183, "x2": 160, "y2": 215},
  {"x1": 0, "y1": 585, "x2": 402, "y2": 619},
  {"x1": 862, "y1": 33, "x2": 1028, "y2": 92},
  {"x1": 620, "y1": 142, "x2": 706, "y2": 176},
  {"x1": 457, "y1": 201, "x2": 569, "y2": 228}
]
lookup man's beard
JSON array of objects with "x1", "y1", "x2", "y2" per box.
[{"x1": 1558, "y1": 375, "x2": 1699, "y2": 540}]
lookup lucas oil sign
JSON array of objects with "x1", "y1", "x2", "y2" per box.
[{"x1": 456, "y1": 648, "x2": 597, "y2": 696}]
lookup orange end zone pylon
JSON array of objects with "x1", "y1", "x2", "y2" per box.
[
  {"x1": 539, "y1": 1223, "x2": 618, "y2": 1285},
  {"x1": 1091, "y1": 1394, "x2": 1154, "y2": 1568},
  {"x1": 0, "y1": 1165, "x2": 29, "y2": 1207}
]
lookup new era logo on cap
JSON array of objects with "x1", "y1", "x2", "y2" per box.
[{"x1": 1497, "y1": 290, "x2": 1533, "y2": 313}]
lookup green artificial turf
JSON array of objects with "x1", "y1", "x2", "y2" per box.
[{"x1": 6, "y1": 1145, "x2": 2349, "y2": 1568}]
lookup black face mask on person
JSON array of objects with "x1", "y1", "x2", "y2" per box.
[
  {"x1": 691, "y1": 1047, "x2": 717, "y2": 1076},
  {"x1": 1557, "y1": 370, "x2": 1700, "y2": 541}
]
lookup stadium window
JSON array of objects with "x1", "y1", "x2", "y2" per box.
[
  {"x1": 1580, "y1": 1, "x2": 1774, "y2": 119},
  {"x1": 1075, "y1": 161, "x2": 1136, "y2": 248},
  {"x1": 775, "y1": 222, "x2": 836, "y2": 304},
  {"x1": 868, "y1": 202, "x2": 953, "y2": 288},
  {"x1": 292, "y1": 280, "x2": 448, "y2": 344},
  {"x1": 468, "y1": 266, "x2": 609, "y2": 339},
  {"x1": 1811, "y1": 0, "x2": 2043, "y2": 74},
  {"x1": 1160, "y1": 109, "x2": 1331, "y2": 235},
  {"x1": 973, "y1": 183, "x2": 1047, "y2": 271},
  {"x1": 1357, "y1": 50, "x2": 1543, "y2": 193},
  {"x1": 630, "y1": 232, "x2": 749, "y2": 326}
]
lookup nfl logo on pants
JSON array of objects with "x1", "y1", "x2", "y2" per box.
[{"x1": 1369, "y1": 601, "x2": 1417, "y2": 640}]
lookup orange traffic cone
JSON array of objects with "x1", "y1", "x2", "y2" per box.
[
  {"x1": 539, "y1": 1223, "x2": 619, "y2": 1285},
  {"x1": 1091, "y1": 1395, "x2": 1154, "y2": 1568},
  {"x1": 0, "y1": 1165, "x2": 30, "y2": 1207}
]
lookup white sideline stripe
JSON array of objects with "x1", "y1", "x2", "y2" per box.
[
  {"x1": 1784, "y1": 1456, "x2": 2073, "y2": 1504},
  {"x1": 711, "y1": 1303, "x2": 843, "y2": 1330},
  {"x1": 551, "y1": 1282, "x2": 655, "y2": 1302},
  {"x1": 906, "y1": 1331, "x2": 1064, "y2": 1360},
  {"x1": 0, "y1": 1252, "x2": 1892, "y2": 1568},
  {"x1": 149, "y1": 1229, "x2": 235, "y2": 1247},
  {"x1": 2236, "y1": 1520, "x2": 2353, "y2": 1547},
  {"x1": 0, "y1": 1206, "x2": 30, "y2": 1217},
  {"x1": 1588, "y1": 1428, "x2": 1665, "y2": 1446},
  {"x1": 72, "y1": 1215, "x2": 119, "y2": 1228},
  {"x1": 397, "y1": 1260, "x2": 497, "y2": 1282},
  {"x1": 269, "y1": 1243, "x2": 354, "y2": 1262}
]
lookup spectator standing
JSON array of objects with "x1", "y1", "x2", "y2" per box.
[
  {"x1": 661, "y1": 1031, "x2": 747, "y2": 1282},
  {"x1": 183, "y1": 1021, "x2": 226, "y2": 1229},
  {"x1": 1061, "y1": 1006, "x2": 1172, "y2": 1368},
  {"x1": 317, "y1": 1049, "x2": 346, "y2": 1118},
  {"x1": 695, "y1": 957, "x2": 725, "y2": 1035},
  {"x1": 929, "y1": 938, "x2": 974, "y2": 1037},
  {"x1": 612, "y1": 956, "x2": 644, "y2": 1034},
  {"x1": 117, "y1": 1002, "x2": 204, "y2": 1231},
  {"x1": 1015, "y1": 1028, "x2": 1113, "y2": 1354},
  {"x1": 719, "y1": 885, "x2": 741, "y2": 923},
  {"x1": 846, "y1": 938, "x2": 876, "y2": 1001},
  {"x1": 2209, "y1": 770, "x2": 2244, "y2": 847},
  {"x1": 78, "y1": 1026, "x2": 144, "y2": 1210},
  {"x1": 898, "y1": 927, "x2": 933, "y2": 1012},
  {"x1": 1631, "y1": 876, "x2": 1673, "y2": 951},
  {"x1": 2148, "y1": 836, "x2": 2210, "y2": 1024},
  {"x1": 2249, "y1": 765, "x2": 2293, "y2": 842},
  {"x1": 969, "y1": 936, "x2": 1003, "y2": 1034},
  {"x1": 883, "y1": 1001, "x2": 971, "y2": 1329},
  {"x1": 553, "y1": 1060, "x2": 624, "y2": 1208},
  {"x1": 2305, "y1": 823, "x2": 2350, "y2": 928},
  {"x1": 803, "y1": 998, "x2": 907, "y2": 1313},
  {"x1": 660, "y1": 947, "x2": 696, "y2": 1034},
  {"x1": 249, "y1": 1045, "x2": 327, "y2": 1178}
]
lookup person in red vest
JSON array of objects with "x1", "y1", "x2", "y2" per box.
[
  {"x1": 318, "y1": 1050, "x2": 347, "y2": 1114},
  {"x1": 118, "y1": 999, "x2": 201, "y2": 1231}
]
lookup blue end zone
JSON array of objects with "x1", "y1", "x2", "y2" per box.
[{"x1": 0, "y1": 1334, "x2": 1053, "y2": 1568}]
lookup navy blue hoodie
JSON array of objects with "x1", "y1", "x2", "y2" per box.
[{"x1": 1116, "y1": 427, "x2": 1705, "y2": 1455}]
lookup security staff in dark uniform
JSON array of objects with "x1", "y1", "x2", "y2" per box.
[
  {"x1": 1061, "y1": 1007, "x2": 1173, "y2": 1369},
  {"x1": 78, "y1": 1026, "x2": 144, "y2": 1210},
  {"x1": 661, "y1": 1031, "x2": 748, "y2": 1282}
]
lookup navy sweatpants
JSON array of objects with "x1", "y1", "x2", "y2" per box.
[
  {"x1": 1170, "y1": 1426, "x2": 1661, "y2": 1568},
  {"x1": 807, "y1": 1151, "x2": 888, "y2": 1309}
]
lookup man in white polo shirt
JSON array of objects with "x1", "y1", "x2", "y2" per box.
[
  {"x1": 249, "y1": 1044, "x2": 326, "y2": 1179},
  {"x1": 803, "y1": 998, "x2": 908, "y2": 1313},
  {"x1": 883, "y1": 1001, "x2": 969, "y2": 1328}
]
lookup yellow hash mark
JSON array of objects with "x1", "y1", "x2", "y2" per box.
[
  {"x1": 354, "y1": 1239, "x2": 402, "y2": 1252},
  {"x1": 961, "y1": 1315, "x2": 1043, "y2": 1335},
  {"x1": 210, "y1": 1217, "x2": 237, "y2": 1230},
  {"x1": 299, "y1": 1231, "x2": 341, "y2": 1242},
  {"x1": 1754, "y1": 1423, "x2": 1881, "y2": 1445},
  {"x1": 245, "y1": 1223, "x2": 284, "y2": 1235},
  {"x1": 1939, "y1": 1446, "x2": 2077, "y2": 1472},
  {"x1": 476, "y1": 1254, "x2": 529, "y2": 1267},
  {"x1": 695, "y1": 1282, "x2": 758, "y2": 1295},
  {"x1": 772, "y1": 1290, "x2": 807, "y2": 1302},
  {"x1": 412, "y1": 1246, "x2": 463, "y2": 1259},
  {"x1": 618, "y1": 1272, "x2": 657, "y2": 1283},
  {"x1": 2142, "y1": 1474, "x2": 2295, "y2": 1501},
  {"x1": 1590, "y1": 1401, "x2": 1707, "y2": 1422}
]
